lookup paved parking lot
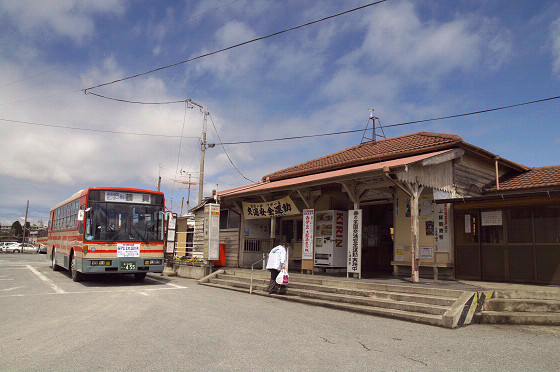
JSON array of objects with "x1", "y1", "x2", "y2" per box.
[{"x1": 1, "y1": 254, "x2": 559, "y2": 372}]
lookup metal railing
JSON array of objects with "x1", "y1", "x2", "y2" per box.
[{"x1": 250, "y1": 253, "x2": 268, "y2": 294}]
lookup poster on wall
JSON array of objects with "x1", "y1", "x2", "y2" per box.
[
  {"x1": 434, "y1": 203, "x2": 451, "y2": 253},
  {"x1": 302, "y1": 209, "x2": 314, "y2": 260},
  {"x1": 394, "y1": 246, "x2": 404, "y2": 261},
  {"x1": 347, "y1": 209, "x2": 362, "y2": 275},
  {"x1": 420, "y1": 247, "x2": 433, "y2": 258},
  {"x1": 425, "y1": 221, "x2": 434, "y2": 236},
  {"x1": 481, "y1": 210, "x2": 502, "y2": 226}
]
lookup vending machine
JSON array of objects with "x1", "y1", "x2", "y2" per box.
[{"x1": 314, "y1": 210, "x2": 347, "y2": 267}]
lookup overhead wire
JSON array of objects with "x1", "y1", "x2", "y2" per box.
[
  {"x1": 172, "y1": 100, "x2": 190, "y2": 196},
  {"x1": 83, "y1": 0, "x2": 389, "y2": 92},
  {"x1": 219, "y1": 94, "x2": 560, "y2": 145},
  {"x1": 85, "y1": 91, "x2": 189, "y2": 105},
  {"x1": 2, "y1": 93, "x2": 559, "y2": 142},
  {"x1": 209, "y1": 113, "x2": 255, "y2": 183},
  {"x1": 0, "y1": 118, "x2": 200, "y2": 139}
]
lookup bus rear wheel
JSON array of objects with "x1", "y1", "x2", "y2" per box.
[
  {"x1": 51, "y1": 249, "x2": 61, "y2": 271},
  {"x1": 70, "y1": 253, "x2": 84, "y2": 282},
  {"x1": 134, "y1": 272, "x2": 147, "y2": 281}
]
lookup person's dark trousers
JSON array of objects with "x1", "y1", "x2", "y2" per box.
[{"x1": 268, "y1": 269, "x2": 280, "y2": 294}]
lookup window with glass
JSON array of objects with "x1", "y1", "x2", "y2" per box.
[
  {"x1": 85, "y1": 202, "x2": 164, "y2": 242},
  {"x1": 507, "y1": 206, "x2": 533, "y2": 243},
  {"x1": 534, "y1": 205, "x2": 560, "y2": 243},
  {"x1": 220, "y1": 210, "x2": 239, "y2": 230},
  {"x1": 454, "y1": 211, "x2": 478, "y2": 244},
  {"x1": 480, "y1": 210, "x2": 504, "y2": 244}
]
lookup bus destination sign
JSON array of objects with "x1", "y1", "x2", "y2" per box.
[{"x1": 105, "y1": 191, "x2": 151, "y2": 204}]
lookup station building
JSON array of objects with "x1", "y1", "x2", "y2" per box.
[{"x1": 195, "y1": 132, "x2": 560, "y2": 285}]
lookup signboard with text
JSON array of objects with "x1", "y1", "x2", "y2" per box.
[
  {"x1": 302, "y1": 209, "x2": 314, "y2": 260},
  {"x1": 434, "y1": 203, "x2": 451, "y2": 253},
  {"x1": 242, "y1": 196, "x2": 299, "y2": 219},
  {"x1": 347, "y1": 209, "x2": 362, "y2": 275},
  {"x1": 204, "y1": 204, "x2": 220, "y2": 261}
]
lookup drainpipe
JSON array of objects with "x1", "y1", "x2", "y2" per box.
[{"x1": 495, "y1": 156, "x2": 500, "y2": 191}]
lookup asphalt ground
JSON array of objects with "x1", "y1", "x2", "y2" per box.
[{"x1": 1, "y1": 253, "x2": 559, "y2": 372}]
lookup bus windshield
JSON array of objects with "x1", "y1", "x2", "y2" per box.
[{"x1": 85, "y1": 202, "x2": 164, "y2": 242}]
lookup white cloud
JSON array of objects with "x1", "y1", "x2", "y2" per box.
[
  {"x1": 349, "y1": 2, "x2": 482, "y2": 82},
  {"x1": 0, "y1": 0, "x2": 124, "y2": 42},
  {"x1": 192, "y1": 21, "x2": 259, "y2": 79}
]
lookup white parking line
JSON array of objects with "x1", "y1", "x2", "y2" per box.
[
  {"x1": 26, "y1": 265, "x2": 67, "y2": 294},
  {"x1": 1, "y1": 286, "x2": 24, "y2": 292},
  {"x1": 145, "y1": 276, "x2": 187, "y2": 289}
]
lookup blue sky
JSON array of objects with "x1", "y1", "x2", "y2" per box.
[{"x1": 1, "y1": 0, "x2": 560, "y2": 226}]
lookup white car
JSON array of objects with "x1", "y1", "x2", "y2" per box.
[
  {"x1": 5, "y1": 243, "x2": 37, "y2": 253},
  {"x1": 1, "y1": 242, "x2": 18, "y2": 252}
]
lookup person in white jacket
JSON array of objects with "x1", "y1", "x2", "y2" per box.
[{"x1": 266, "y1": 244, "x2": 286, "y2": 294}]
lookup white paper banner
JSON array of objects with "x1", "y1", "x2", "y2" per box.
[{"x1": 117, "y1": 243, "x2": 140, "y2": 257}]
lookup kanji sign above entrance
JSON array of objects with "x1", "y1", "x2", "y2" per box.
[{"x1": 243, "y1": 196, "x2": 300, "y2": 219}]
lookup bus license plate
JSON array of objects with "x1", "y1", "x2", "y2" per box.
[{"x1": 120, "y1": 262, "x2": 136, "y2": 271}]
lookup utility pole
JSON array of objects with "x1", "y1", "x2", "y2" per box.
[
  {"x1": 198, "y1": 106, "x2": 208, "y2": 206},
  {"x1": 157, "y1": 164, "x2": 162, "y2": 192},
  {"x1": 186, "y1": 99, "x2": 214, "y2": 206},
  {"x1": 22, "y1": 200, "x2": 29, "y2": 245}
]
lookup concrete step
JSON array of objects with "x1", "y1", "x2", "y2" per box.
[
  {"x1": 210, "y1": 275, "x2": 449, "y2": 315},
  {"x1": 200, "y1": 269, "x2": 480, "y2": 328},
  {"x1": 474, "y1": 311, "x2": 560, "y2": 325},
  {"x1": 493, "y1": 289, "x2": 560, "y2": 301},
  {"x1": 209, "y1": 274, "x2": 453, "y2": 315},
  {"x1": 484, "y1": 298, "x2": 560, "y2": 313},
  {"x1": 214, "y1": 273, "x2": 456, "y2": 305},
  {"x1": 220, "y1": 269, "x2": 465, "y2": 299},
  {"x1": 202, "y1": 281, "x2": 446, "y2": 327}
]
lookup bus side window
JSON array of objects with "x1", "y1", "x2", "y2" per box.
[{"x1": 85, "y1": 208, "x2": 93, "y2": 240}]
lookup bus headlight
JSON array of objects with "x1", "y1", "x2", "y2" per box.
[{"x1": 91, "y1": 260, "x2": 112, "y2": 266}]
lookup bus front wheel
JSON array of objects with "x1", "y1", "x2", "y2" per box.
[
  {"x1": 134, "y1": 272, "x2": 147, "y2": 281},
  {"x1": 70, "y1": 253, "x2": 84, "y2": 282}
]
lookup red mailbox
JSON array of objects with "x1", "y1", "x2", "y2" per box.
[{"x1": 213, "y1": 244, "x2": 226, "y2": 266}]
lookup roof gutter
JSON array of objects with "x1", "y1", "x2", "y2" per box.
[{"x1": 435, "y1": 189, "x2": 560, "y2": 204}]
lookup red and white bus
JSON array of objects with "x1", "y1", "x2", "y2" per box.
[{"x1": 47, "y1": 187, "x2": 166, "y2": 281}]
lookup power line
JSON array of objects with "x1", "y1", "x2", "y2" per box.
[
  {"x1": 173, "y1": 101, "x2": 190, "y2": 195},
  {"x1": 2, "y1": 93, "x2": 559, "y2": 143},
  {"x1": 209, "y1": 113, "x2": 255, "y2": 183},
  {"x1": 83, "y1": 0, "x2": 389, "y2": 92},
  {"x1": 85, "y1": 91, "x2": 188, "y2": 105},
  {"x1": 0, "y1": 118, "x2": 200, "y2": 139},
  {"x1": 0, "y1": 89, "x2": 82, "y2": 107},
  {"x1": 0, "y1": 66, "x2": 64, "y2": 89},
  {"x1": 219, "y1": 94, "x2": 560, "y2": 145}
]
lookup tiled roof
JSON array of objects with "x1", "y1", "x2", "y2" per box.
[
  {"x1": 484, "y1": 166, "x2": 560, "y2": 192},
  {"x1": 263, "y1": 132, "x2": 463, "y2": 181}
]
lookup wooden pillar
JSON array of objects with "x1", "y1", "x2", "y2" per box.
[{"x1": 406, "y1": 183, "x2": 423, "y2": 283}]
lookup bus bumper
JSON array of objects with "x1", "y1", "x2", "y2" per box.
[{"x1": 79, "y1": 257, "x2": 164, "y2": 274}]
